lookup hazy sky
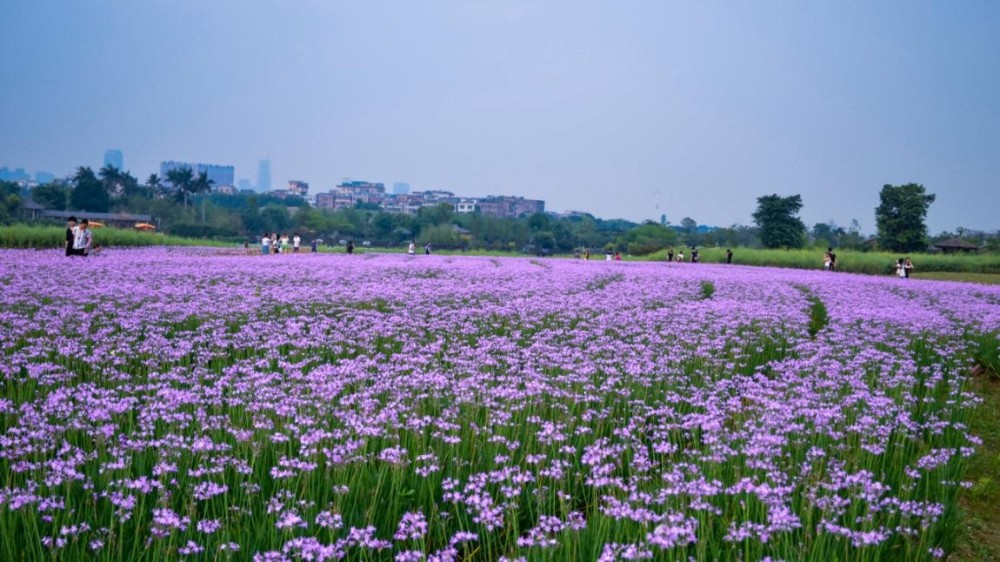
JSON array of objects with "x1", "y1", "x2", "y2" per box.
[{"x1": 2, "y1": 1, "x2": 998, "y2": 233}]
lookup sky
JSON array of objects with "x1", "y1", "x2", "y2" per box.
[{"x1": 1, "y1": 0, "x2": 998, "y2": 234}]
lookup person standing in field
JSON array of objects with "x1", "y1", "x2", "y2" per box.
[
  {"x1": 726, "y1": 249, "x2": 733, "y2": 264},
  {"x1": 827, "y1": 247, "x2": 837, "y2": 271},
  {"x1": 904, "y1": 257, "x2": 914, "y2": 278},
  {"x1": 677, "y1": 250, "x2": 684, "y2": 262},
  {"x1": 261, "y1": 233, "x2": 271, "y2": 255},
  {"x1": 667, "y1": 248, "x2": 674, "y2": 263},
  {"x1": 73, "y1": 219, "x2": 93, "y2": 256},
  {"x1": 408, "y1": 241, "x2": 416, "y2": 255},
  {"x1": 691, "y1": 247, "x2": 699, "y2": 263},
  {"x1": 311, "y1": 238, "x2": 318, "y2": 253},
  {"x1": 65, "y1": 216, "x2": 78, "y2": 257},
  {"x1": 424, "y1": 242, "x2": 432, "y2": 255},
  {"x1": 347, "y1": 240, "x2": 355, "y2": 255},
  {"x1": 293, "y1": 233, "x2": 301, "y2": 253}
]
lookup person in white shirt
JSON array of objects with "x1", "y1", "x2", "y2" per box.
[
  {"x1": 292, "y1": 233, "x2": 301, "y2": 253},
  {"x1": 261, "y1": 233, "x2": 271, "y2": 255},
  {"x1": 73, "y1": 219, "x2": 93, "y2": 256},
  {"x1": 407, "y1": 241, "x2": 416, "y2": 255}
]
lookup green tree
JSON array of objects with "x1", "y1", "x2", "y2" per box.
[
  {"x1": 32, "y1": 183, "x2": 69, "y2": 210},
  {"x1": 99, "y1": 165, "x2": 122, "y2": 196},
  {"x1": 875, "y1": 183, "x2": 936, "y2": 252},
  {"x1": 260, "y1": 205, "x2": 291, "y2": 233},
  {"x1": 241, "y1": 196, "x2": 263, "y2": 234},
  {"x1": 70, "y1": 167, "x2": 110, "y2": 212},
  {"x1": 0, "y1": 181, "x2": 21, "y2": 223},
  {"x1": 165, "y1": 167, "x2": 195, "y2": 209},
  {"x1": 418, "y1": 203, "x2": 455, "y2": 227},
  {"x1": 618, "y1": 222, "x2": 678, "y2": 255},
  {"x1": 752, "y1": 194, "x2": 806, "y2": 248},
  {"x1": 680, "y1": 217, "x2": 698, "y2": 246}
]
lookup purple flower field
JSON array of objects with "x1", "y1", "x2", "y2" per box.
[{"x1": 1, "y1": 248, "x2": 998, "y2": 561}]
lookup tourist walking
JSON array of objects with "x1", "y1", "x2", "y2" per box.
[
  {"x1": 904, "y1": 257, "x2": 914, "y2": 278},
  {"x1": 726, "y1": 249, "x2": 733, "y2": 264},
  {"x1": 293, "y1": 233, "x2": 301, "y2": 253},
  {"x1": 261, "y1": 233, "x2": 270, "y2": 255},
  {"x1": 347, "y1": 240, "x2": 355, "y2": 255},
  {"x1": 408, "y1": 241, "x2": 416, "y2": 255},
  {"x1": 691, "y1": 247, "x2": 700, "y2": 263},
  {"x1": 424, "y1": 242, "x2": 432, "y2": 255}
]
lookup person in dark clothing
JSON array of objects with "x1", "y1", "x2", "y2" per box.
[
  {"x1": 667, "y1": 248, "x2": 674, "y2": 263},
  {"x1": 726, "y1": 249, "x2": 733, "y2": 264},
  {"x1": 690, "y1": 247, "x2": 699, "y2": 263},
  {"x1": 65, "y1": 216, "x2": 77, "y2": 257},
  {"x1": 827, "y1": 247, "x2": 837, "y2": 271},
  {"x1": 346, "y1": 240, "x2": 355, "y2": 254}
]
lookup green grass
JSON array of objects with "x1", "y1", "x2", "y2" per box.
[
  {"x1": 0, "y1": 224, "x2": 232, "y2": 249},
  {"x1": 953, "y1": 372, "x2": 1000, "y2": 561},
  {"x1": 644, "y1": 247, "x2": 1000, "y2": 275},
  {"x1": 911, "y1": 271, "x2": 1000, "y2": 285}
]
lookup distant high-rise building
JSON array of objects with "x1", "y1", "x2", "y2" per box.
[
  {"x1": 257, "y1": 160, "x2": 271, "y2": 191},
  {"x1": 0, "y1": 167, "x2": 30, "y2": 182},
  {"x1": 393, "y1": 182, "x2": 411, "y2": 195},
  {"x1": 103, "y1": 149, "x2": 124, "y2": 170},
  {"x1": 160, "y1": 161, "x2": 235, "y2": 188}
]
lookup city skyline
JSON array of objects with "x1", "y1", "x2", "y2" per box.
[{"x1": 1, "y1": 1, "x2": 998, "y2": 233}]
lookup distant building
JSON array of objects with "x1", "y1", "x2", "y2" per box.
[
  {"x1": 287, "y1": 180, "x2": 309, "y2": 198},
  {"x1": 257, "y1": 160, "x2": 271, "y2": 191},
  {"x1": 392, "y1": 182, "x2": 411, "y2": 195},
  {"x1": 455, "y1": 198, "x2": 479, "y2": 214},
  {"x1": 236, "y1": 178, "x2": 254, "y2": 191},
  {"x1": 475, "y1": 196, "x2": 544, "y2": 218},
  {"x1": 35, "y1": 171, "x2": 56, "y2": 184},
  {"x1": 0, "y1": 166, "x2": 31, "y2": 182},
  {"x1": 160, "y1": 161, "x2": 235, "y2": 188},
  {"x1": 103, "y1": 149, "x2": 124, "y2": 170}
]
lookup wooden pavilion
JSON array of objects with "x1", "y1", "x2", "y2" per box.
[{"x1": 932, "y1": 238, "x2": 981, "y2": 254}]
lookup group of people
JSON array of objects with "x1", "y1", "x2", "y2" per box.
[
  {"x1": 259, "y1": 232, "x2": 302, "y2": 255},
  {"x1": 64, "y1": 216, "x2": 100, "y2": 257},
  {"x1": 407, "y1": 241, "x2": 432, "y2": 255}
]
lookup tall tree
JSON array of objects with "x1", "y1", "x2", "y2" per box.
[
  {"x1": 99, "y1": 165, "x2": 123, "y2": 196},
  {"x1": 165, "y1": 167, "x2": 195, "y2": 209},
  {"x1": 32, "y1": 183, "x2": 69, "y2": 210},
  {"x1": 70, "y1": 166, "x2": 110, "y2": 212},
  {"x1": 192, "y1": 171, "x2": 215, "y2": 196},
  {"x1": 752, "y1": 194, "x2": 806, "y2": 248},
  {"x1": 875, "y1": 183, "x2": 936, "y2": 252}
]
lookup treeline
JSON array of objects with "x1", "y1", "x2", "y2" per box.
[{"x1": 2, "y1": 168, "x2": 999, "y2": 254}]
